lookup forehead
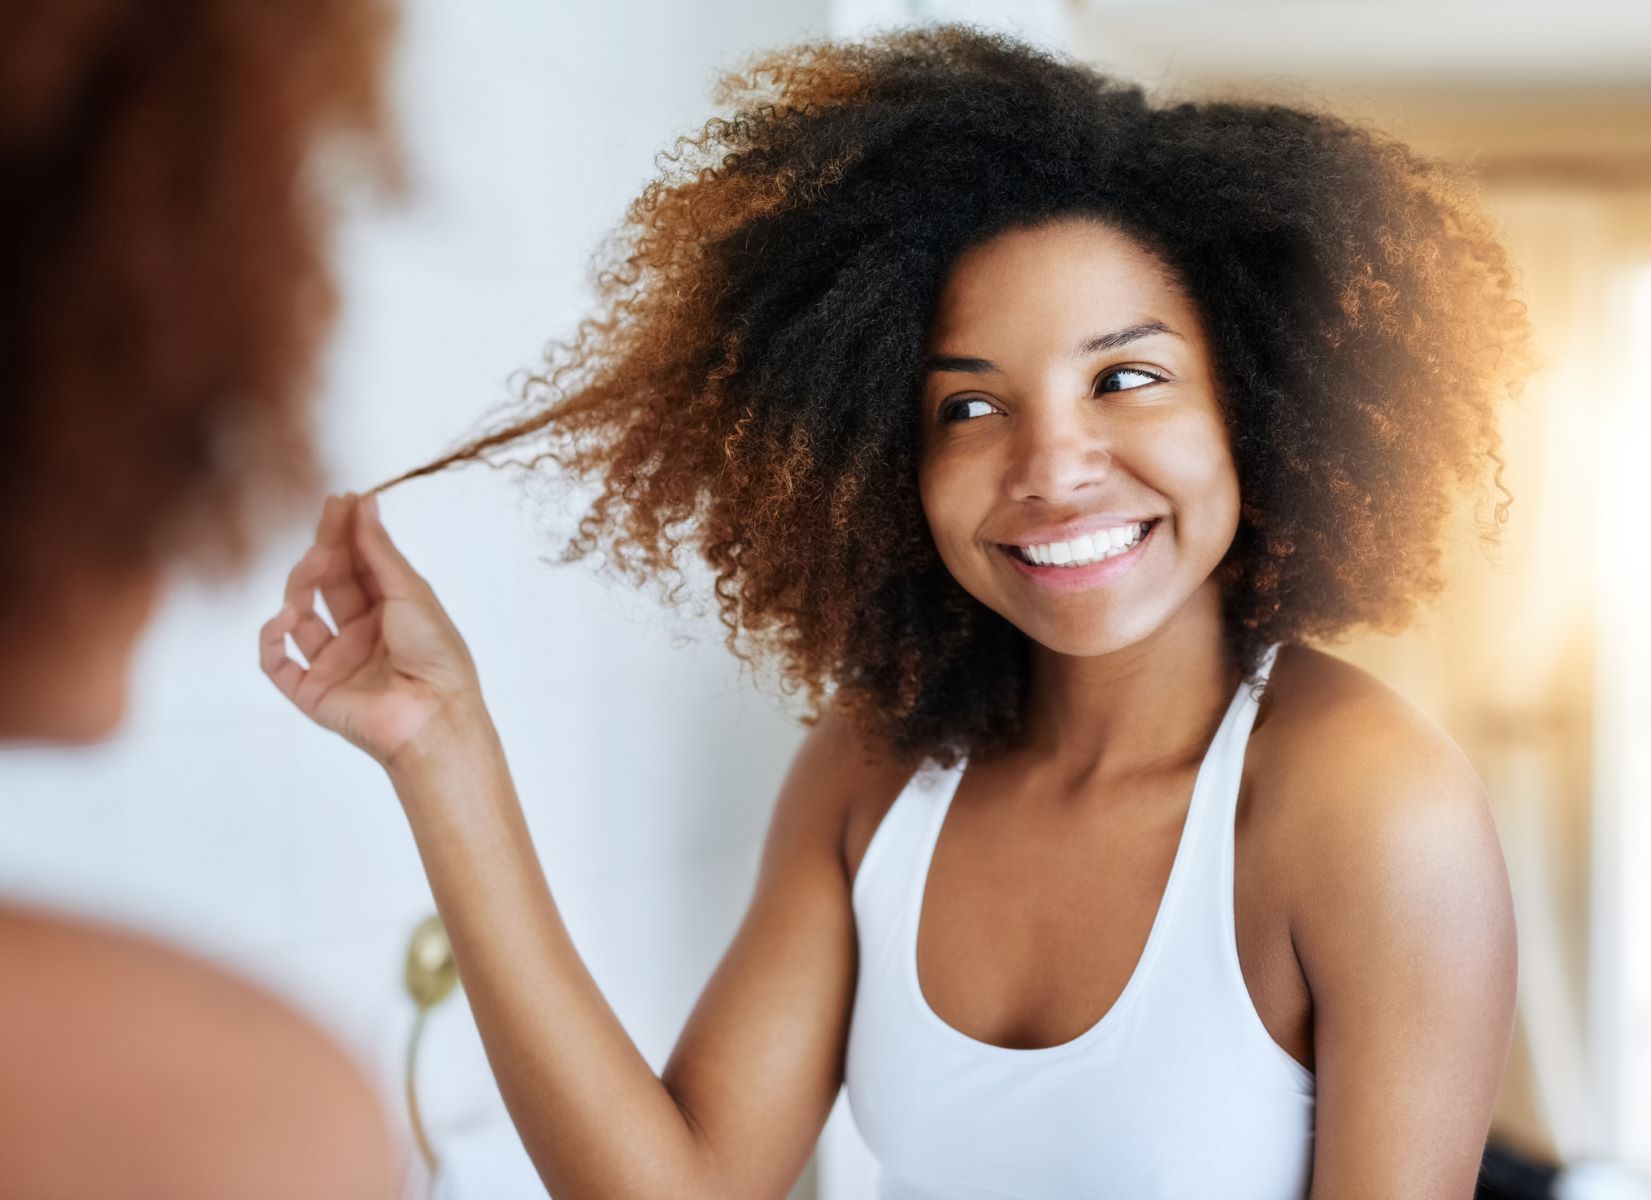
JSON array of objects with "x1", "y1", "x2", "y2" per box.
[{"x1": 928, "y1": 218, "x2": 1194, "y2": 346}]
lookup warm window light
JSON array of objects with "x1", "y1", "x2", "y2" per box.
[{"x1": 1592, "y1": 262, "x2": 1651, "y2": 1169}]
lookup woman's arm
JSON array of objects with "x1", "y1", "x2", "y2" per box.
[
  {"x1": 388, "y1": 701, "x2": 862, "y2": 1200},
  {"x1": 261, "y1": 493, "x2": 865, "y2": 1200},
  {"x1": 1284, "y1": 696, "x2": 1518, "y2": 1199}
]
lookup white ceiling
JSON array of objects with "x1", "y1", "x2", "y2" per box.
[{"x1": 1068, "y1": 0, "x2": 1651, "y2": 91}]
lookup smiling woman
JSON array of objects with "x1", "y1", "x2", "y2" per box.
[
  {"x1": 262, "y1": 24, "x2": 1536, "y2": 1200},
  {"x1": 378, "y1": 25, "x2": 1535, "y2": 769},
  {"x1": 917, "y1": 221, "x2": 1239, "y2": 655}
]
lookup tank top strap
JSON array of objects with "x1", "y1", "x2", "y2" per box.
[
  {"x1": 1107, "y1": 640, "x2": 1278, "y2": 990},
  {"x1": 1134, "y1": 641, "x2": 1314, "y2": 1092},
  {"x1": 851, "y1": 757, "x2": 966, "y2": 973},
  {"x1": 1171, "y1": 640, "x2": 1281, "y2": 893}
]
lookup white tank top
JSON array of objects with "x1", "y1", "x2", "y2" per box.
[{"x1": 843, "y1": 643, "x2": 1316, "y2": 1199}]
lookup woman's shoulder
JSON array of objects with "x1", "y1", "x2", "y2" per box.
[
  {"x1": 792, "y1": 704, "x2": 925, "y2": 889},
  {"x1": 1254, "y1": 643, "x2": 1482, "y2": 791},
  {"x1": 0, "y1": 902, "x2": 397, "y2": 1198},
  {"x1": 1248, "y1": 642, "x2": 1497, "y2": 890},
  {"x1": 1244, "y1": 646, "x2": 1517, "y2": 1075}
]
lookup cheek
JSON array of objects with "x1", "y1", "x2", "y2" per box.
[
  {"x1": 917, "y1": 454, "x2": 989, "y2": 563},
  {"x1": 1196, "y1": 449, "x2": 1242, "y2": 536},
  {"x1": 915, "y1": 456, "x2": 952, "y2": 542},
  {"x1": 1152, "y1": 416, "x2": 1240, "y2": 540}
]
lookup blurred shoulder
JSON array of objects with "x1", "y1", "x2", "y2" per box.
[{"x1": 0, "y1": 903, "x2": 400, "y2": 1200}]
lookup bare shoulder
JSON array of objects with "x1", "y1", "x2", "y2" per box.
[
  {"x1": 1251, "y1": 643, "x2": 1489, "y2": 823},
  {"x1": 784, "y1": 704, "x2": 921, "y2": 889},
  {"x1": 1250, "y1": 648, "x2": 1517, "y2": 1187},
  {"x1": 1249, "y1": 643, "x2": 1514, "y2": 982},
  {"x1": 0, "y1": 904, "x2": 399, "y2": 1200}
]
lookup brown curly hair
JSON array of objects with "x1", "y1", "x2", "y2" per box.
[
  {"x1": 1, "y1": 0, "x2": 395, "y2": 630},
  {"x1": 384, "y1": 26, "x2": 1535, "y2": 766}
]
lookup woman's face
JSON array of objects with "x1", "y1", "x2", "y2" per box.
[{"x1": 917, "y1": 217, "x2": 1240, "y2": 659}]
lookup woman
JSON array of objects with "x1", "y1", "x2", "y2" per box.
[
  {"x1": 263, "y1": 28, "x2": 1531, "y2": 1199},
  {"x1": 1, "y1": 1, "x2": 400, "y2": 1195}
]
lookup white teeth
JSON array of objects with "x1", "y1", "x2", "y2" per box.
[{"x1": 1016, "y1": 521, "x2": 1149, "y2": 567}]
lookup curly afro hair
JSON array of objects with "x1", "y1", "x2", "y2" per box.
[
  {"x1": 1, "y1": 0, "x2": 395, "y2": 631},
  {"x1": 386, "y1": 25, "x2": 1535, "y2": 767}
]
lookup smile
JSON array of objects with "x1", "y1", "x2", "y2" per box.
[
  {"x1": 1010, "y1": 520, "x2": 1151, "y2": 566},
  {"x1": 996, "y1": 519, "x2": 1160, "y2": 591}
]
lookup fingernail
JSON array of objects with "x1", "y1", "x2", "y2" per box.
[{"x1": 365, "y1": 493, "x2": 381, "y2": 519}]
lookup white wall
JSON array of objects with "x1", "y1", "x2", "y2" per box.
[{"x1": 0, "y1": 2, "x2": 831, "y2": 1197}]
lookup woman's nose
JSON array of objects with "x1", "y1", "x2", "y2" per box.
[{"x1": 1001, "y1": 398, "x2": 1112, "y2": 504}]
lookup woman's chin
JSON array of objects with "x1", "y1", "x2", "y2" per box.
[
  {"x1": 0, "y1": 569, "x2": 153, "y2": 745},
  {"x1": 0, "y1": 706, "x2": 128, "y2": 748},
  {"x1": 0, "y1": 665, "x2": 133, "y2": 746},
  {"x1": 1006, "y1": 609, "x2": 1153, "y2": 660},
  {"x1": 1038, "y1": 631, "x2": 1139, "y2": 661}
]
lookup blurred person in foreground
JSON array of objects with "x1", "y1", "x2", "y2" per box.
[{"x1": 0, "y1": 2, "x2": 401, "y2": 1196}]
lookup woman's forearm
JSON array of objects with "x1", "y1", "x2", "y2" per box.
[{"x1": 386, "y1": 706, "x2": 712, "y2": 1200}]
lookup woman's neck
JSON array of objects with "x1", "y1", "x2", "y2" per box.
[{"x1": 1012, "y1": 579, "x2": 1238, "y2": 784}]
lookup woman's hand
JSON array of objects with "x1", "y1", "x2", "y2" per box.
[{"x1": 258, "y1": 492, "x2": 484, "y2": 771}]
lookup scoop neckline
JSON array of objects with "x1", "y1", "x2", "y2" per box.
[{"x1": 903, "y1": 672, "x2": 1255, "y2": 1063}]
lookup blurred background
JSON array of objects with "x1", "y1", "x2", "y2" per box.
[{"x1": 0, "y1": 1, "x2": 1646, "y2": 1197}]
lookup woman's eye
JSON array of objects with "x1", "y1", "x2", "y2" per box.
[
  {"x1": 939, "y1": 396, "x2": 997, "y2": 423},
  {"x1": 1096, "y1": 367, "x2": 1163, "y2": 394},
  {"x1": 938, "y1": 370, "x2": 1162, "y2": 423}
]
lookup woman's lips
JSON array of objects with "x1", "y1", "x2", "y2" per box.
[{"x1": 997, "y1": 519, "x2": 1158, "y2": 593}]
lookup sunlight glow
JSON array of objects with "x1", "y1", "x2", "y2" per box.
[{"x1": 1593, "y1": 262, "x2": 1651, "y2": 1167}]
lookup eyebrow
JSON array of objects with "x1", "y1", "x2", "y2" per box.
[{"x1": 925, "y1": 321, "x2": 1182, "y2": 375}]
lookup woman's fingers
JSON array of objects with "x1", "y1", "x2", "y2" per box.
[
  {"x1": 315, "y1": 494, "x2": 373, "y2": 626},
  {"x1": 292, "y1": 612, "x2": 335, "y2": 663},
  {"x1": 261, "y1": 492, "x2": 406, "y2": 724},
  {"x1": 284, "y1": 491, "x2": 379, "y2": 660},
  {"x1": 259, "y1": 605, "x2": 305, "y2": 702},
  {"x1": 351, "y1": 492, "x2": 424, "y2": 600},
  {"x1": 260, "y1": 596, "x2": 379, "y2": 711},
  {"x1": 282, "y1": 544, "x2": 337, "y2": 662}
]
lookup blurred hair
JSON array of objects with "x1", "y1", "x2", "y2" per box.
[
  {"x1": 384, "y1": 26, "x2": 1536, "y2": 765},
  {"x1": 0, "y1": 0, "x2": 396, "y2": 627}
]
